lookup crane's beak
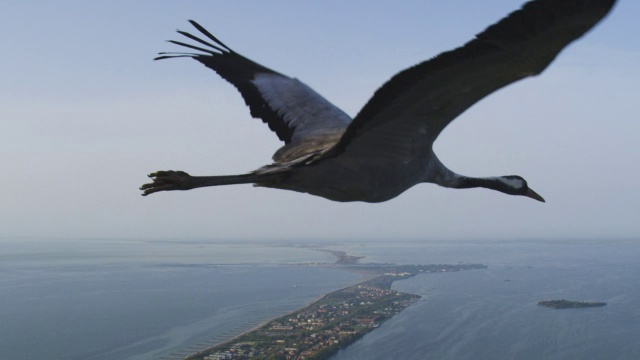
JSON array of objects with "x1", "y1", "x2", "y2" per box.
[{"x1": 525, "y1": 188, "x2": 545, "y2": 202}]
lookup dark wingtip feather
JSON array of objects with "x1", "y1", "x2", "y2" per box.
[
  {"x1": 177, "y1": 30, "x2": 228, "y2": 53},
  {"x1": 188, "y1": 20, "x2": 233, "y2": 52},
  {"x1": 167, "y1": 40, "x2": 217, "y2": 55},
  {"x1": 154, "y1": 54, "x2": 198, "y2": 61}
]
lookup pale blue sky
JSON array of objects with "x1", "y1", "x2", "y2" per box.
[{"x1": 1, "y1": 1, "x2": 638, "y2": 241}]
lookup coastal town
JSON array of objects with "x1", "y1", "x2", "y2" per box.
[
  {"x1": 195, "y1": 279, "x2": 419, "y2": 360},
  {"x1": 181, "y1": 251, "x2": 486, "y2": 360}
]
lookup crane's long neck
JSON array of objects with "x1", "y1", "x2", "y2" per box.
[
  {"x1": 430, "y1": 171, "x2": 505, "y2": 191},
  {"x1": 449, "y1": 176, "x2": 516, "y2": 192},
  {"x1": 423, "y1": 152, "x2": 544, "y2": 202},
  {"x1": 423, "y1": 151, "x2": 514, "y2": 194}
]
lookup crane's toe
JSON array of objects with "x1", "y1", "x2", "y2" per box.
[{"x1": 140, "y1": 170, "x2": 193, "y2": 196}]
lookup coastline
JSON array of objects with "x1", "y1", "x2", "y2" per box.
[
  {"x1": 181, "y1": 250, "x2": 377, "y2": 360},
  {"x1": 175, "y1": 249, "x2": 486, "y2": 360},
  {"x1": 183, "y1": 288, "x2": 340, "y2": 360}
]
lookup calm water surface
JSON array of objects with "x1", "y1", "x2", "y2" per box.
[
  {"x1": 2, "y1": 238, "x2": 638, "y2": 359},
  {"x1": 331, "y1": 239, "x2": 640, "y2": 360},
  {"x1": 0, "y1": 239, "x2": 359, "y2": 360}
]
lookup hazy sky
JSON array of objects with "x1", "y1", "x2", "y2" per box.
[{"x1": 1, "y1": 1, "x2": 638, "y2": 242}]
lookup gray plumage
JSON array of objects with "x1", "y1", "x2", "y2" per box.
[{"x1": 141, "y1": 0, "x2": 616, "y2": 203}]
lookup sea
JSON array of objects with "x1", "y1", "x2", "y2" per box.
[{"x1": 1, "y1": 238, "x2": 639, "y2": 360}]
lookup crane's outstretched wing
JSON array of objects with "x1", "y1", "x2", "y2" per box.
[
  {"x1": 320, "y1": 0, "x2": 616, "y2": 163},
  {"x1": 157, "y1": 20, "x2": 351, "y2": 163}
]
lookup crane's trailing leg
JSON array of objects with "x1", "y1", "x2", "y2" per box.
[
  {"x1": 140, "y1": 171, "x2": 197, "y2": 196},
  {"x1": 140, "y1": 170, "x2": 284, "y2": 196}
]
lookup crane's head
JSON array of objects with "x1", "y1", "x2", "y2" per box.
[{"x1": 494, "y1": 175, "x2": 545, "y2": 202}]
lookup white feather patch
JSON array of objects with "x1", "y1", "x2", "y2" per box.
[
  {"x1": 251, "y1": 74, "x2": 351, "y2": 143},
  {"x1": 491, "y1": 177, "x2": 523, "y2": 189}
]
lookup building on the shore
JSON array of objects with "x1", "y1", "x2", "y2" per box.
[
  {"x1": 270, "y1": 324, "x2": 294, "y2": 331},
  {"x1": 204, "y1": 352, "x2": 232, "y2": 360}
]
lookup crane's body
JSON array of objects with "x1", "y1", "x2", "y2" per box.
[{"x1": 141, "y1": 0, "x2": 616, "y2": 203}]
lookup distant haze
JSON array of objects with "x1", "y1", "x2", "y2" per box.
[{"x1": 1, "y1": 1, "x2": 638, "y2": 241}]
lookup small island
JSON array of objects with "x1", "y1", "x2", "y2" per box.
[
  {"x1": 537, "y1": 299, "x2": 607, "y2": 309},
  {"x1": 179, "y1": 250, "x2": 486, "y2": 360}
]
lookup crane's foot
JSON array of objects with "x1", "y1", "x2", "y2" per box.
[{"x1": 140, "y1": 170, "x2": 194, "y2": 196}]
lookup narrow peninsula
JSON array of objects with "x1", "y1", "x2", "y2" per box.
[{"x1": 180, "y1": 249, "x2": 486, "y2": 360}]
